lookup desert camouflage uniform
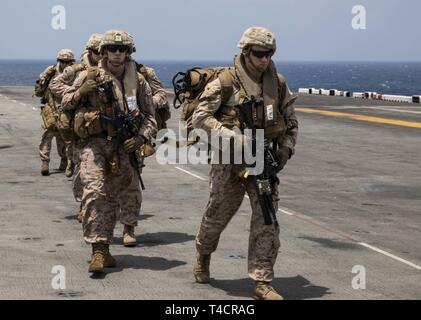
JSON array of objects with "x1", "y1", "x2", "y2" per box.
[
  {"x1": 50, "y1": 50, "x2": 98, "y2": 199},
  {"x1": 192, "y1": 55, "x2": 298, "y2": 282},
  {"x1": 38, "y1": 65, "x2": 66, "y2": 163},
  {"x1": 118, "y1": 65, "x2": 169, "y2": 226},
  {"x1": 137, "y1": 65, "x2": 170, "y2": 130},
  {"x1": 50, "y1": 63, "x2": 83, "y2": 165},
  {"x1": 62, "y1": 58, "x2": 157, "y2": 244}
]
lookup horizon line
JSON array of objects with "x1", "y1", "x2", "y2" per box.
[{"x1": 0, "y1": 58, "x2": 420, "y2": 64}]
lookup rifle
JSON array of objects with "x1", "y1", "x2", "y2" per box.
[
  {"x1": 97, "y1": 80, "x2": 146, "y2": 190},
  {"x1": 238, "y1": 97, "x2": 280, "y2": 227}
]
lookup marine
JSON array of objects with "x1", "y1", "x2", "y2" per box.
[
  {"x1": 53, "y1": 33, "x2": 168, "y2": 246},
  {"x1": 117, "y1": 33, "x2": 171, "y2": 246},
  {"x1": 61, "y1": 30, "x2": 157, "y2": 273},
  {"x1": 35, "y1": 49, "x2": 75, "y2": 176},
  {"x1": 50, "y1": 34, "x2": 104, "y2": 224},
  {"x1": 50, "y1": 34, "x2": 104, "y2": 178},
  {"x1": 135, "y1": 62, "x2": 171, "y2": 131},
  {"x1": 128, "y1": 33, "x2": 171, "y2": 131},
  {"x1": 191, "y1": 27, "x2": 298, "y2": 300}
]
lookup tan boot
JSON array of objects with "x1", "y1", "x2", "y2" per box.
[
  {"x1": 123, "y1": 225, "x2": 137, "y2": 247},
  {"x1": 41, "y1": 161, "x2": 49, "y2": 176},
  {"x1": 58, "y1": 158, "x2": 67, "y2": 171},
  {"x1": 65, "y1": 160, "x2": 75, "y2": 177},
  {"x1": 253, "y1": 282, "x2": 284, "y2": 300},
  {"x1": 103, "y1": 244, "x2": 116, "y2": 268},
  {"x1": 193, "y1": 253, "x2": 211, "y2": 284},
  {"x1": 88, "y1": 243, "x2": 106, "y2": 274}
]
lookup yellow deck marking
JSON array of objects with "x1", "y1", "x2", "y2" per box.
[{"x1": 296, "y1": 108, "x2": 421, "y2": 129}]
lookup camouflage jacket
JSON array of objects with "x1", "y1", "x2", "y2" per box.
[
  {"x1": 61, "y1": 59, "x2": 157, "y2": 142},
  {"x1": 136, "y1": 64, "x2": 169, "y2": 110},
  {"x1": 192, "y1": 56, "x2": 298, "y2": 155}
]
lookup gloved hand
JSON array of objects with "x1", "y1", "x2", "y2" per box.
[
  {"x1": 123, "y1": 136, "x2": 145, "y2": 154},
  {"x1": 78, "y1": 79, "x2": 97, "y2": 97},
  {"x1": 275, "y1": 147, "x2": 291, "y2": 172},
  {"x1": 140, "y1": 143, "x2": 156, "y2": 157}
]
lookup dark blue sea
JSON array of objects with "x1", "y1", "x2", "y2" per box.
[{"x1": 1, "y1": 60, "x2": 420, "y2": 96}]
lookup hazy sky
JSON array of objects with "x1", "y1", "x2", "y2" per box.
[{"x1": 0, "y1": 0, "x2": 419, "y2": 61}]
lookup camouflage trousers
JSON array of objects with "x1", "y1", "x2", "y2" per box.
[
  {"x1": 72, "y1": 143, "x2": 83, "y2": 202},
  {"x1": 58, "y1": 111, "x2": 74, "y2": 164},
  {"x1": 74, "y1": 141, "x2": 139, "y2": 227},
  {"x1": 118, "y1": 180, "x2": 142, "y2": 227},
  {"x1": 196, "y1": 164, "x2": 281, "y2": 282},
  {"x1": 39, "y1": 127, "x2": 66, "y2": 162},
  {"x1": 79, "y1": 138, "x2": 142, "y2": 244}
]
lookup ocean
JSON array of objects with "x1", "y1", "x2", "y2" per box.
[{"x1": 0, "y1": 60, "x2": 420, "y2": 96}]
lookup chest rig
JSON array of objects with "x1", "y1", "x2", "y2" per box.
[
  {"x1": 74, "y1": 59, "x2": 140, "y2": 140},
  {"x1": 218, "y1": 55, "x2": 287, "y2": 141}
]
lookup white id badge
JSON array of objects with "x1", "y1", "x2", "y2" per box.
[
  {"x1": 126, "y1": 96, "x2": 138, "y2": 112},
  {"x1": 266, "y1": 105, "x2": 274, "y2": 121}
]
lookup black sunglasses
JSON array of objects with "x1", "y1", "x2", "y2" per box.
[
  {"x1": 106, "y1": 45, "x2": 128, "y2": 53},
  {"x1": 58, "y1": 60, "x2": 73, "y2": 64},
  {"x1": 89, "y1": 49, "x2": 100, "y2": 55},
  {"x1": 250, "y1": 49, "x2": 273, "y2": 59}
]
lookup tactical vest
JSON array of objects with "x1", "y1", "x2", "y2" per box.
[
  {"x1": 216, "y1": 55, "x2": 287, "y2": 141},
  {"x1": 74, "y1": 59, "x2": 140, "y2": 139}
]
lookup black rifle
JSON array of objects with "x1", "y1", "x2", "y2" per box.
[
  {"x1": 98, "y1": 80, "x2": 146, "y2": 190},
  {"x1": 238, "y1": 97, "x2": 280, "y2": 227}
]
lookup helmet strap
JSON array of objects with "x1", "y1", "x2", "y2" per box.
[{"x1": 242, "y1": 46, "x2": 251, "y2": 57}]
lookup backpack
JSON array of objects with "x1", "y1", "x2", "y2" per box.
[
  {"x1": 172, "y1": 67, "x2": 234, "y2": 134},
  {"x1": 34, "y1": 66, "x2": 57, "y2": 102}
]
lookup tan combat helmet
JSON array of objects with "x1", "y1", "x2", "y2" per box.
[
  {"x1": 99, "y1": 29, "x2": 135, "y2": 54},
  {"x1": 57, "y1": 49, "x2": 75, "y2": 62},
  {"x1": 126, "y1": 32, "x2": 137, "y2": 53},
  {"x1": 237, "y1": 26, "x2": 277, "y2": 52},
  {"x1": 86, "y1": 33, "x2": 104, "y2": 52}
]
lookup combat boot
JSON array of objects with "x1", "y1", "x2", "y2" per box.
[
  {"x1": 65, "y1": 160, "x2": 75, "y2": 177},
  {"x1": 123, "y1": 225, "x2": 137, "y2": 247},
  {"x1": 58, "y1": 158, "x2": 67, "y2": 171},
  {"x1": 88, "y1": 243, "x2": 106, "y2": 274},
  {"x1": 253, "y1": 281, "x2": 284, "y2": 300},
  {"x1": 103, "y1": 244, "x2": 116, "y2": 268},
  {"x1": 193, "y1": 253, "x2": 211, "y2": 284},
  {"x1": 41, "y1": 161, "x2": 49, "y2": 176}
]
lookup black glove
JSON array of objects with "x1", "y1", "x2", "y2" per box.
[
  {"x1": 123, "y1": 136, "x2": 145, "y2": 154},
  {"x1": 275, "y1": 147, "x2": 291, "y2": 172},
  {"x1": 78, "y1": 79, "x2": 97, "y2": 97}
]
